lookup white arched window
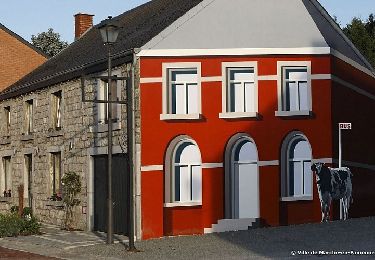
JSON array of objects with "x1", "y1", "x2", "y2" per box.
[
  {"x1": 288, "y1": 138, "x2": 312, "y2": 197},
  {"x1": 165, "y1": 137, "x2": 202, "y2": 206},
  {"x1": 281, "y1": 132, "x2": 313, "y2": 200}
]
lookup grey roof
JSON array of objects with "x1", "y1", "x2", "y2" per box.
[
  {"x1": 1, "y1": 0, "x2": 373, "y2": 101},
  {"x1": 0, "y1": 0, "x2": 203, "y2": 100},
  {"x1": 303, "y1": 0, "x2": 374, "y2": 71}
]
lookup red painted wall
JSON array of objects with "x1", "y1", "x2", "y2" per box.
[
  {"x1": 140, "y1": 55, "x2": 333, "y2": 239},
  {"x1": 331, "y1": 57, "x2": 375, "y2": 219}
]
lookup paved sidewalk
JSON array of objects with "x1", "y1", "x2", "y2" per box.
[{"x1": 0, "y1": 217, "x2": 374, "y2": 259}]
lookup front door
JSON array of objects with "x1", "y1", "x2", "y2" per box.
[
  {"x1": 231, "y1": 139, "x2": 260, "y2": 219},
  {"x1": 93, "y1": 154, "x2": 129, "y2": 235}
]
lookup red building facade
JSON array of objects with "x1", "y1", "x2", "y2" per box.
[{"x1": 139, "y1": 55, "x2": 336, "y2": 239}]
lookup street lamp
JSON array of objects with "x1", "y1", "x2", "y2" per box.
[{"x1": 98, "y1": 16, "x2": 119, "y2": 245}]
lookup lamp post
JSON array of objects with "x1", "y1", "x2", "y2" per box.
[{"x1": 98, "y1": 16, "x2": 119, "y2": 245}]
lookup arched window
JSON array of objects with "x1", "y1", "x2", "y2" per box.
[
  {"x1": 281, "y1": 132, "x2": 312, "y2": 199},
  {"x1": 165, "y1": 136, "x2": 202, "y2": 206}
]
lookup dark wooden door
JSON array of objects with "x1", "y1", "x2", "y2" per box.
[{"x1": 94, "y1": 154, "x2": 129, "y2": 235}]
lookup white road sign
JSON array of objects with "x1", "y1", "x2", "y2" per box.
[{"x1": 339, "y1": 123, "x2": 352, "y2": 130}]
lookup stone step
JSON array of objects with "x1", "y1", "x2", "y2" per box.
[{"x1": 204, "y1": 218, "x2": 261, "y2": 233}]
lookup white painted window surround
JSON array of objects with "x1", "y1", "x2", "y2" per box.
[
  {"x1": 276, "y1": 61, "x2": 312, "y2": 117},
  {"x1": 220, "y1": 62, "x2": 258, "y2": 119},
  {"x1": 165, "y1": 137, "x2": 202, "y2": 207},
  {"x1": 281, "y1": 133, "x2": 313, "y2": 201},
  {"x1": 161, "y1": 63, "x2": 202, "y2": 120},
  {"x1": 1, "y1": 156, "x2": 11, "y2": 196},
  {"x1": 97, "y1": 78, "x2": 121, "y2": 124}
]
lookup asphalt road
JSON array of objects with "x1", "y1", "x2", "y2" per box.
[
  {"x1": 70, "y1": 217, "x2": 375, "y2": 259},
  {"x1": 1, "y1": 217, "x2": 374, "y2": 259}
]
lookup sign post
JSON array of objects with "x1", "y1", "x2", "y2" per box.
[{"x1": 338, "y1": 122, "x2": 351, "y2": 219}]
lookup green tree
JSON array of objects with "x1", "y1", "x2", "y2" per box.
[
  {"x1": 31, "y1": 28, "x2": 69, "y2": 57},
  {"x1": 343, "y1": 14, "x2": 375, "y2": 69}
]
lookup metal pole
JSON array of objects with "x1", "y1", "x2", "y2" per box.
[
  {"x1": 127, "y1": 50, "x2": 136, "y2": 251},
  {"x1": 338, "y1": 125, "x2": 343, "y2": 220},
  {"x1": 339, "y1": 126, "x2": 342, "y2": 168},
  {"x1": 107, "y1": 44, "x2": 114, "y2": 244}
]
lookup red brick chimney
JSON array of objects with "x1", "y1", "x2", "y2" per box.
[{"x1": 74, "y1": 13, "x2": 94, "y2": 40}]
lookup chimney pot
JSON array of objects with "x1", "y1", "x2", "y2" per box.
[{"x1": 74, "y1": 13, "x2": 94, "y2": 40}]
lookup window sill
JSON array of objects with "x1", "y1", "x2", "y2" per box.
[
  {"x1": 160, "y1": 114, "x2": 202, "y2": 121},
  {"x1": 0, "y1": 136, "x2": 10, "y2": 145},
  {"x1": 45, "y1": 200, "x2": 64, "y2": 208},
  {"x1": 275, "y1": 110, "x2": 311, "y2": 117},
  {"x1": 0, "y1": 197, "x2": 12, "y2": 203},
  {"x1": 164, "y1": 201, "x2": 202, "y2": 208},
  {"x1": 89, "y1": 122, "x2": 121, "y2": 133},
  {"x1": 21, "y1": 134, "x2": 34, "y2": 141},
  {"x1": 47, "y1": 129, "x2": 63, "y2": 137},
  {"x1": 219, "y1": 112, "x2": 259, "y2": 119},
  {"x1": 280, "y1": 196, "x2": 313, "y2": 202}
]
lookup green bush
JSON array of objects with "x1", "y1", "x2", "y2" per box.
[{"x1": 0, "y1": 212, "x2": 41, "y2": 237}]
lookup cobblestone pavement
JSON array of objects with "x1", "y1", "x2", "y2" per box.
[{"x1": 0, "y1": 217, "x2": 374, "y2": 259}]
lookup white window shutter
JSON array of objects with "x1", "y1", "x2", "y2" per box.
[
  {"x1": 111, "y1": 80, "x2": 119, "y2": 121},
  {"x1": 179, "y1": 165, "x2": 190, "y2": 202},
  {"x1": 191, "y1": 165, "x2": 202, "y2": 201},
  {"x1": 187, "y1": 83, "x2": 198, "y2": 114},
  {"x1": 98, "y1": 80, "x2": 106, "y2": 123}
]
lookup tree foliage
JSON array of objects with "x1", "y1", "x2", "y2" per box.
[
  {"x1": 343, "y1": 14, "x2": 375, "y2": 69},
  {"x1": 31, "y1": 28, "x2": 69, "y2": 57}
]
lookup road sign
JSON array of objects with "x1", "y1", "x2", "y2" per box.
[
  {"x1": 338, "y1": 122, "x2": 351, "y2": 220},
  {"x1": 339, "y1": 123, "x2": 352, "y2": 130}
]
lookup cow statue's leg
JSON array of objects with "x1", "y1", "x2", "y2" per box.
[
  {"x1": 325, "y1": 196, "x2": 332, "y2": 222},
  {"x1": 344, "y1": 197, "x2": 349, "y2": 220}
]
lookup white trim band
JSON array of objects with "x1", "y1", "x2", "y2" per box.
[
  {"x1": 202, "y1": 163, "x2": 223, "y2": 168},
  {"x1": 258, "y1": 160, "x2": 279, "y2": 166},
  {"x1": 140, "y1": 77, "x2": 162, "y2": 84},
  {"x1": 141, "y1": 165, "x2": 164, "y2": 172},
  {"x1": 201, "y1": 76, "x2": 222, "y2": 82},
  {"x1": 138, "y1": 47, "x2": 331, "y2": 57},
  {"x1": 164, "y1": 201, "x2": 202, "y2": 207},
  {"x1": 311, "y1": 74, "x2": 331, "y2": 80},
  {"x1": 312, "y1": 158, "x2": 333, "y2": 164}
]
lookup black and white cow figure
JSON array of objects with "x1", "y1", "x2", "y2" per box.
[{"x1": 311, "y1": 163, "x2": 353, "y2": 222}]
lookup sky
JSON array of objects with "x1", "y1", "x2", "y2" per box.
[{"x1": 0, "y1": 0, "x2": 374, "y2": 44}]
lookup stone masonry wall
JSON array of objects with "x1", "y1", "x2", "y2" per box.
[{"x1": 0, "y1": 60, "x2": 140, "y2": 231}]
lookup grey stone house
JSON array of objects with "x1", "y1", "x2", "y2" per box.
[{"x1": 0, "y1": 0, "x2": 204, "y2": 239}]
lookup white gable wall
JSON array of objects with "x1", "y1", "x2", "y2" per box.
[{"x1": 142, "y1": 0, "x2": 328, "y2": 50}]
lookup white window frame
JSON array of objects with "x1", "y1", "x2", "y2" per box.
[
  {"x1": 280, "y1": 133, "x2": 313, "y2": 201},
  {"x1": 164, "y1": 136, "x2": 202, "y2": 207},
  {"x1": 276, "y1": 61, "x2": 312, "y2": 117},
  {"x1": 1, "y1": 156, "x2": 12, "y2": 196},
  {"x1": 4, "y1": 106, "x2": 10, "y2": 136},
  {"x1": 161, "y1": 62, "x2": 202, "y2": 120},
  {"x1": 220, "y1": 62, "x2": 259, "y2": 119},
  {"x1": 25, "y1": 99, "x2": 34, "y2": 135},
  {"x1": 97, "y1": 78, "x2": 121, "y2": 124},
  {"x1": 50, "y1": 152, "x2": 62, "y2": 197},
  {"x1": 51, "y1": 91, "x2": 62, "y2": 130}
]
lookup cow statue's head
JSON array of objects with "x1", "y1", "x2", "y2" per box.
[{"x1": 311, "y1": 162, "x2": 324, "y2": 176}]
